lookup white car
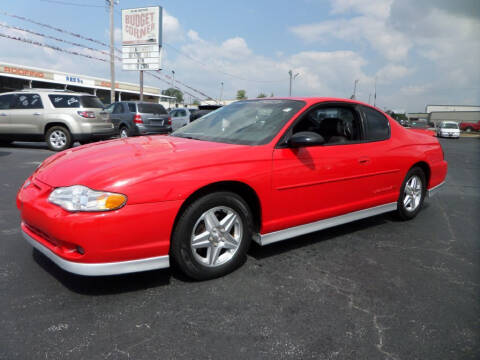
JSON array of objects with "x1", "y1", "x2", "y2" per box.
[{"x1": 436, "y1": 121, "x2": 460, "y2": 138}]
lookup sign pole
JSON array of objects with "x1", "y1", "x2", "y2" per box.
[
  {"x1": 109, "y1": 0, "x2": 115, "y2": 104},
  {"x1": 140, "y1": 70, "x2": 144, "y2": 101}
]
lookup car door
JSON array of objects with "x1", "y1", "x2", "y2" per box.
[
  {"x1": 268, "y1": 103, "x2": 398, "y2": 233},
  {"x1": 9, "y1": 93, "x2": 45, "y2": 135},
  {"x1": 170, "y1": 110, "x2": 182, "y2": 131},
  {"x1": 108, "y1": 103, "x2": 124, "y2": 132},
  {"x1": 176, "y1": 109, "x2": 189, "y2": 127},
  {"x1": 0, "y1": 94, "x2": 16, "y2": 135}
]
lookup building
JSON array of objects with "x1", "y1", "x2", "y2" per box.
[
  {"x1": 429, "y1": 111, "x2": 480, "y2": 125},
  {"x1": 425, "y1": 104, "x2": 480, "y2": 113},
  {"x1": 0, "y1": 62, "x2": 173, "y2": 106}
]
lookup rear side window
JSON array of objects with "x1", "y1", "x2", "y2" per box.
[
  {"x1": 138, "y1": 103, "x2": 167, "y2": 114},
  {"x1": 127, "y1": 103, "x2": 136, "y2": 112},
  {"x1": 49, "y1": 95, "x2": 81, "y2": 108},
  {"x1": 178, "y1": 109, "x2": 187, "y2": 116},
  {"x1": 0, "y1": 94, "x2": 17, "y2": 109},
  {"x1": 14, "y1": 94, "x2": 43, "y2": 109},
  {"x1": 80, "y1": 96, "x2": 104, "y2": 108},
  {"x1": 113, "y1": 103, "x2": 123, "y2": 114},
  {"x1": 362, "y1": 106, "x2": 390, "y2": 141}
]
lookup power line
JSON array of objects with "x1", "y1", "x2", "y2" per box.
[
  {"x1": 38, "y1": 0, "x2": 106, "y2": 8},
  {"x1": 0, "y1": 32, "x2": 107, "y2": 62},
  {"x1": 0, "y1": 23, "x2": 111, "y2": 58}
]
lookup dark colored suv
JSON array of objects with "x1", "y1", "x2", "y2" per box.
[{"x1": 106, "y1": 101, "x2": 172, "y2": 138}]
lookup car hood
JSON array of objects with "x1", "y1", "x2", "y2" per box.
[{"x1": 34, "y1": 136, "x2": 252, "y2": 192}]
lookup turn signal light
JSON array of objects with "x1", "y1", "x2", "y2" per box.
[{"x1": 134, "y1": 114, "x2": 143, "y2": 124}]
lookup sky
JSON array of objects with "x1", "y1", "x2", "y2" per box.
[{"x1": 0, "y1": 0, "x2": 479, "y2": 112}]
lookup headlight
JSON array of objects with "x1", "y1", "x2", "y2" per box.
[{"x1": 48, "y1": 185, "x2": 127, "y2": 212}]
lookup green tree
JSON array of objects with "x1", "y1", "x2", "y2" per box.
[
  {"x1": 257, "y1": 93, "x2": 267, "y2": 98},
  {"x1": 162, "y1": 88, "x2": 184, "y2": 103},
  {"x1": 236, "y1": 90, "x2": 247, "y2": 100}
]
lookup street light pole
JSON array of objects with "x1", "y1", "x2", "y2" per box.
[
  {"x1": 352, "y1": 79, "x2": 359, "y2": 99},
  {"x1": 109, "y1": 0, "x2": 115, "y2": 104},
  {"x1": 171, "y1": 70, "x2": 175, "y2": 89},
  {"x1": 288, "y1": 70, "x2": 299, "y2": 96},
  {"x1": 219, "y1": 81, "x2": 224, "y2": 104}
]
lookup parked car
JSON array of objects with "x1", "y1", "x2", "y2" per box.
[
  {"x1": 190, "y1": 105, "x2": 223, "y2": 122},
  {"x1": 459, "y1": 120, "x2": 480, "y2": 132},
  {"x1": 0, "y1": 89, "x2": 114, "y2": 151},
  {"x1": 106, "y1": 101, "x2": 171, "y2": 138},
  {"x1": 436, "y1": 121, "x2": 460, "y2": 138},
  {"x1": 410, "y1": 118, "x2": 430, "y2": 129},
  {"x1": 397, "y1": 118, "x2": 411, "y2": 127},
  {"x1": 17, "y1": 97, "x2": 447, "y2": 280},
  {"x1": 169, "y1": 107, "x2": 192, "y2": 131}
]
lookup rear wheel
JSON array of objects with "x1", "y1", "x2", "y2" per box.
[
  {"x1": 171, "y1": 192, "x2": 253, "y2": 280},
  {"x1": 396, "y1": 167, "x2": 426, "y2": 220},
  {"x1": 119, "y1": 126, "x2": 129, "y2": 138},
  {"x1": 45, "y1": 126, "x2": 72, "y2": 151},
  {"x1": 465, "y1": 127, "x2": 473, "y2": 133}
]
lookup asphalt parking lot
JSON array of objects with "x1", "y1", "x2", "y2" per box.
[{"x1": 0, "y1": 138, "x2": 479, "y2": 360}]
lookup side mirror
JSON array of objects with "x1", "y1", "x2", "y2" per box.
[{"x1": 289, "y1": 131, "x2": 325, "y2": 148}]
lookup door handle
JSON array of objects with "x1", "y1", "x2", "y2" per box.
[
  {"x1": 358, "y1": 157, "x2": 371, "y2": 164},
  {"x1": 33, "y1": 112, "x2": 41, "y2": 116}
]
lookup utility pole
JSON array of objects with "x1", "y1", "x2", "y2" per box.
[
  {"x1": 219, "y1": 81, "x2": 224, "y2": 104},
  {"x1": 171, "y1": 70, "x2": 175, "y2": 89},
  {"x1": 139, "y1": 70, "x2": 144, "y2": 101},
  {"x1": 352, "y1": 79, "x2": 359, "y2": 99},
  {"x1": 108, "y1": 0, "x2": 115, "y2": 104},
  {"x1": 374, "y1": 76, "x2": 377, "y2": 107},
  {"x1": 288, "y1": 70, "x2": 299, "y2": 96},
  {"x1": 368, "y1": 93, "x2": 372, "y2": 104}
]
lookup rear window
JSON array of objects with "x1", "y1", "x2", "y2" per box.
[
  {"x1": 137, "y1": 103, "x2": 167, "y2": 114},
  {"x1": 80, "y1": 96, "x2": 104, "y2": 108},
  {"x1": 48, "y1": 95, "x2": 103, "y2": 108}
]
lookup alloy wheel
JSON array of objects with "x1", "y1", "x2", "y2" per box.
[
  {"x1": 190, "y1": 206, "x2": 243, "y2": 267},
  {"x1": 49, "y1": 130, "x2": 67, "y2": 149},
  {"x1": 403, "y1": 175, "x2": 423, "y2": 212}
]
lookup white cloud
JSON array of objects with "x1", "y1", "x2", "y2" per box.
[
  {"x1": 330, "y1": 0, "x2": 393, "y2": 18},
  {"x1": 376, "y1": 64, "x2": 412, "y2": 84}
]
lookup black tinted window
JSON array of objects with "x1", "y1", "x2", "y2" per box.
[
  {"x1": 113, "y1": 103, "x2": 123, "y2": 114},
  {"x1": 128, "y1": 103, "x2": 136, "y2": 112},
  {"x1": 49, "y1": 95, "x2": 81, "y2": 108},
  {"x1": 0, "y1": 94, "x2": 17, "y2": 109},
  {"x1": 138, "y1": 103, "x2": 167, "y2": 114},
  {"x1": 362, "y1": 106, "x2": 390, "y2": 141},
  {"x1": 14, "y1": 94, "x2": 43, "y2": 109},
  {"x1": 80, "y1": 96, "x2": 104, "y2": 108}
]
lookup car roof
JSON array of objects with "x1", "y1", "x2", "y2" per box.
[{"x1": 1, "y1": 89, "x2": 93, "y2": 96}]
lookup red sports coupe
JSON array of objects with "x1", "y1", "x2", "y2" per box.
[{"x1": 17, "y1": 98, "x2": 447, "y2": 280}]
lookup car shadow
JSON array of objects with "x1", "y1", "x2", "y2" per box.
[
  {"x1": 0, "y1": 151, "x2": 10, "y2": 157},
  {"x1": 248, "y1": 212, "x2": 395, "y2": 260},
  {"x1": 32, "y1": 249, "x2": 173, "y2": 295}
]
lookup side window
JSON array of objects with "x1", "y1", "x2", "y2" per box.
[
  {"x1": 0, "y1": 94, "x2": 17, "y2": 110},
  {"x1": 171, "y1": 110, "x2": 178, "y2": 117},
  {"x1": 127, "y1": 103, "x2": 136, "y2": 113},
  {"x1": 178, "y1": 110, "x2": 187, "y2": 117},
  {"x1": 113, "y1": 103, "x2": 123, "y2": 114},
  {"x1": 103, "y1": 104, "x2": 115, "y2": 113},
  {"x1": 14, "y1": 94, "x2": 43, "y2": 109},
  {"x1": 292, "y1": 106, "x2": 362, "y2": 144},
  {"x1": 362, "y1": 106, "x2": 390, "y2": 141},
  {"x1": 48, "y1": 95, "x2": 80, "y2": 108}
]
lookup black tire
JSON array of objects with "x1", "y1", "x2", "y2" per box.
[
  {"x1": 119, "y1": 126, "x2": 129, "y2": 138},
  {"x1": 465, "y1": 127, "x2": 473, "y2": 133},
  {"x1": 45, "y1": 126, "x2": 72, "y2": 151},
  {"x1": 0, "y1": 140, "x2": 12, "y2": 145},
  {"x1": 171, "y1": 191, "x2": 253, "y2": 280},
  {"x1": 396, "y1": 167, "x2": 426, "y2": 220}
]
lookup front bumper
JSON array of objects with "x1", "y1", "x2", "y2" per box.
[
  {"x1": 23, "y1": 228, "x2": 169, "y2": 276},
  {"x1": 18, "y1": 177, "x2": 183, "y2": 275}
]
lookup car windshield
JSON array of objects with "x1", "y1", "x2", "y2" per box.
[
  {"x1": 171, "y1": 99, "x2": 305, "y2": 145},
  {"x1": 441, "y1": 123, "x2": 458, "y2": 129}
]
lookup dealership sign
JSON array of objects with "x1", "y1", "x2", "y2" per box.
[{"x1": 122, "y1": 6, "x2": 162, "y2": 71}]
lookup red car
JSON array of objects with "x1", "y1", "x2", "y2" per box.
[
  {"x1": 459, "y1": 120, "x2": 480, "y2": 132},
  {"x1": 17, "y1": 98, "x2": 447, "y2": 280}
]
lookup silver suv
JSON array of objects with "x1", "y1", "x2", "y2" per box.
[{"x1": 0, "y1": 89, "x2": 115, "y2": 151}]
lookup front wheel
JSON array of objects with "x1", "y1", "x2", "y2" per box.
[
  {"x1": 119, "y1": 126, "x2": 129, "y2": 138},
  {"x1": 396, "y1": 167, "x2": 426, "y2": 220},
  {"x1": 171, "y1": 192, "x2": 253, "y2": 280},
  {"x1": 45, "y1": 126, "x2": 72, "y2": 151},
  {"x1": 465, "y1": 127, "x2": 473, "y2": 133}
]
